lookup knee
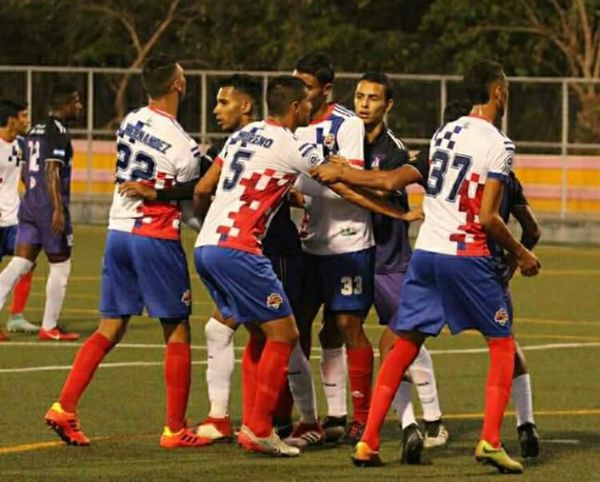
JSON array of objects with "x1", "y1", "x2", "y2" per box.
[{"x1": 205, "y1": 317, "x2": 234, "y2": 346}]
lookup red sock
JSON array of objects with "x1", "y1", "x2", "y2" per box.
[
  {"x1": 165, "y1": 342, "x2": 191, "y2": 432},
  {"x1": 362, "y1": 337, "x2": 420, "y2": 450},
  {"x1": 10, "y1": 269, "x2": 33, "y2": 315},
  {"x1": 242, "y1": 336, "x2": 264, "y2": 426},
  {"x1": 481, "y1": 337, "x2": 515, "y2": 448},
  {"x1": 59, "y1": 332, "x2": 114, "y2": 412},
  {"x1": 347, "y1": 345, "x2": 374, "y2": 424},
  {"x1": 249, "y1": 340, "x2": 292, "y2": 437},
  {"x1": 273, "y1": 380, "x2": 294, "y2": 421}
]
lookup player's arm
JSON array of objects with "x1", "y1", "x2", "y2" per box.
[
  {"x1": 193, "y1": 160, "x2": 222, "y2": 219},
  {"x1": 119, "y1": 177, "x2": 200, "y2": 201},
  {"x1": 45, "y1": 161, "x2": 65, "y2": 235},
  {"x1": 480, "y1": 178, "x2": 540, "y2": 277}
]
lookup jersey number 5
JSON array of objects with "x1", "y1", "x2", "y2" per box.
[
  {"x1": 223, "y1": 149, "x2": 253, "y2": 190},
  {"x1": 426, "y1": 149, "x2": 472, "y2": 202}
]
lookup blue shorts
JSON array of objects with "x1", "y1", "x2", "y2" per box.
[
  {"x1": 301, "y1": 248, "x2": 374, "y2": 313},
  {"x1": 391, "y1": 250, "x2": 512, "y2": 338},
  {"x1": 268, "y1": 253, "x2": 302, "y2": 318},
  {"x1": 0, "y1": 225, "x2": 18, "y2": 261},
  {"x1": 195, "y1": 245, "x2": 292, "y2": 323},
  {"x1": 374, "y1": 271, "x2": 405, "y2": 325},
  {"x1": 100, "y1": 230, "x2": 191, "y2": 320},
  {"x1": 16, "y1": 210, "x2": 73, "y2": 256}
]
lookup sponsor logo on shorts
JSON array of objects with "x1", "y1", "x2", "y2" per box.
[
  {"x1": 181, "y1": 289, "x2": 192, "y2": 307},
  {"x1": 494, "y1": 308, "x2": 509, "y2": 326},
  {"x1": 266, "y1": 292, "x2": 283, "y2": 310},
  {"x1": 340, "y1": 227, "x2": 358, "y2": 237}
]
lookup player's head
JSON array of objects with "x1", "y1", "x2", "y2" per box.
[
  {"x1": 443, "y1": 99, "x2": 473, "y2": 123},
  {"x1": 49, "y1": 84, "x2": 82, "y2": 122},
  {"x1": 354, "y1": 71, "x2": 394, "y2": 128},
  {"x1": 0, "y1": 99, "x2": 29, "y2": 136},
  {"x1": 142, "y1": 54, "x2": 186, "y2": 103},
  {"x1": 267, "y1": 75, "x2": 311, "y2": 130},
  {"x1": 294, "y1": 52, "x2": 334, "y2": 116},
  {"x1": 463, "y1": 60, "x2": 507, "y2": 121},
  {"x1": 213, "y1": 74, "x2": 261, "y2": 132}
]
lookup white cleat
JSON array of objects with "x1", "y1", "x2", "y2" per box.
[
  {"x1": 423, "y1": 419, "x2": 449, "y2": 448},
  {"x1": 238, "y1": 425, "x2": 300, "y2": 457},
  {"x1": 6, "y1": 316, "x2": 40, "y2": 333}
]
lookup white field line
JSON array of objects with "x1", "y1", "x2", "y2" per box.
[{"x1": 0, "y1": 342, "x2": 599, "y2": 374}]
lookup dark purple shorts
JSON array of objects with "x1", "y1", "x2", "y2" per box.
[
  {"x1": 374, "y1": 271, "x2": 405, "y2": 325},
  {"x1": 16, "y1": 213, "x2": 73, "y2": 255}
]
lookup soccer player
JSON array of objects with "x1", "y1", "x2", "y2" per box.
[
  {"x1": 286, "y1": 52, "x2": 376, "y2": 447},
  {"x1": 193, "y1": 75, "x2": 409, "y2": 457},
  {"x1": 315, "y1": 60, "x2": 539, "y2": 473},
  {"x1": 0, "y1": 100, "x2": 37, "y2": 341},
  {"x1": 354, "y1": 72, "x2": 448, "y2": 462},
  {"x1": 44, "y1": 55, "x2": 211, "y2": 448},
  {"x1": 0, "y1": 85, "x2": 82, "y2": 341}
]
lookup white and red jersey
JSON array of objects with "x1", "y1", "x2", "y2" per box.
[
  {"x1": 108, "y1": 106, "x2": 200, "y2": 240},
  {"x1": 196, "y1": 119, "x2": 323, "y2": 255},
  {"x1": 294, "y1": 103, "x2": 374, "y2": 255},
  {"x1": 0, "y1": 136, "x2": 23, "y2": 227},
  {"x1": 416, "y1": 115, "x2": 514, "y2": 256}
]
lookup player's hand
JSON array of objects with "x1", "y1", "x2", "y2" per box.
[
  {"x1": 119, "y1": 182, "x2": 157, "y2": 201},
  {"x1": 327, "y1": 154, "x2": 350, "y2": 166},
  {"x1": 51, "y1": 209, "x2": 65, "y2": 236},
  {"x1": 516, "y1": 247, "x2": 541, "y2": 277},
  {"x1": 310, "y1": 163, "x2": 345, "y2": 184},
  {"x1": 399, "y1": 206, "x2": 424, "y2": 222}
]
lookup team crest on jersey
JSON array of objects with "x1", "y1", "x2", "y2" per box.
[
  {"x1": 324, "y1": 133, "x2": 336, "y2": 151},
  {"x1": 181, "y1": 289, "x2": 192, "y2": 307},
  {"x1": 266, "y1": 293, "x2": 283, "y2": 310},
  {"x1": 494, "y1": 308, "x2": 509, "y2": 326}
]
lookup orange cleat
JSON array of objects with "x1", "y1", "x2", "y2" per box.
[
  {"x1": 160, "y1": 427, "x2": 213, "y2": 448},
  {"x1": 39, "y1": 327, "x2": 80, "y2": 341},
  {"x1": 0, "y1": 330, "x2": 9, "y2": 341},
  {"x1": 44, "y1": 402, "x2": 90, "y2": 446},
  {"x1": 194, "y1": 416, "x2": 234, "y2": 442}
]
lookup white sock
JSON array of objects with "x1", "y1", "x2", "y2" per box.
[
  {"x1": 409, "y1": 346, "x2": 442, "y2": 422},
  {"x1": 0, "y1": 257, "x2": 34, "y2": 310},
  {"x1": 393, "y1": 380, "x2": 417, "y2": 429},
  {"x1": 42, "y1": 259, "x2": 71, "y2": 331},
  {"x1": 320, "y1": 347, "x2": 347, "y2": 418},
  {"x1": 512, "y1": 373, "x2": 535, "y2": 426},
  {"x1": 288, "y1": 343, "x2": 318, "y2": 424},
  {"x1": 205, "y1": 317, "x2": 234, "y2": 418}
]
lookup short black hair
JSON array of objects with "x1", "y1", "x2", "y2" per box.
[
  {"x1": 0, "y1": 99, "x2": 27, "y2": 126},
  {"x1": 142, "y1": 54, "x2": 178, "y2": 98},
  {"x1": 295, "y1": 52, "x2": 335, "y2": 85},
  {"x1": 267, "y1": 75, "x2": 308, "y2": 116},
  {"x1": 219, "y1": 74, "x2": 261, "y2": 111},
  {"x1": 443, "y1": 99, "x2": 472, "y2": 123},
  {"x1": 49, "y1": 84, "x2": 79, "y2": 109},
  {"x1": 359, "y1": 71, "x2": 394, "y2": 102},
  {"x1": 463, "y1": 60, "x2": 505, "y2": 105}
]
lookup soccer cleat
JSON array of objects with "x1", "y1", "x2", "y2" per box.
[
  {"x1": 38, "y1": 327, "x2": 80, "y2": 341},
  {"x1": 475, "y1": 440, "x2": 524, "y2": 474},
  {"x1": 351, "y1": 441, "x2": 383, "y2": 467},
  {"x1": 400, "y1": 423, "x2": 424, "y2": 464},
  {"x1": 44, "y1": 402, "x2": 90, "y2": 446},
  {"x1": 283, "y1": 422, "x2": 325, "y2": 448},
  {"x1": 160, "y1": 426, "x2": 213, "y2": 448},
  {"x1": 322, "y1": 415, "x2": 347, "y2": 443},
  {"x1": 238, "y1": 425, "x2": 300, "y2": 457},
  {"x1": 193, "y1": 416, "x2": 234, "y2": 443},
  {"x1": 7, "y1": 315, "x2": 40, "y2": 333},
  {"x1": 0, "y1": 330, "x2": 9, "y2": 341},
  {"x1": 423, "y1": 418, "x2": 449, "y2": 448},
  {"x1": 339, "y1": 420, "x2": 366, "y2": 445},
  {"x1": 517, "y1": 422, "x2": 540, "y2": 458}
]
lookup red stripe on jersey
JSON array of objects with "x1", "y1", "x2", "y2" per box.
[
  {"x1": 215, "y1": 156, "x2": 224, "y2": 167},
  {"x1": 132, "y1": 201, "x2": 182, "y2": 240},
  {"x1": 451, "y1": 174, "x2": 490, "y2": 256},
  {"x1": 348, "y1": 159, "x2": 364, "y2": 168}
]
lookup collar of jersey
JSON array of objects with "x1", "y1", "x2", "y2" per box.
[
  {"x1": 309, "y1": 103, "x2": 336, "y2": 125},
  {"x1": 467, "y1": 113, "x2": 492, "y2": 123},
  {"x1": 148, "y1": 104, "x2": 175, "y2": 120},
  {"x1": 265, "y1": 118, "x2": 285, "y2": 127}
]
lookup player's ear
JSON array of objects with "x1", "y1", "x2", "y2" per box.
[
  {"x1": 241, "y1": 99, "x2": 253, "y2": 116},
  {"x1": 385, "y1": 98, "x2": 395, "y2": 114},
  {"x1": 322, "y1": 82, "x2": 333, "y2": 99}
]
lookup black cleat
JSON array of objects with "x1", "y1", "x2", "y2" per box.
[
  {"x1": 339, "y1": 420, "x2": 365, "y2": 445},
  {"x1": 322, "y1": 415, "x2": 347, "y2": 443},
  {"x1": 517, "y1": 422, "x2": 540, "y2": 458},
  {"x1": 400, "y1": 423, "x2": 424, "y2": 464}
]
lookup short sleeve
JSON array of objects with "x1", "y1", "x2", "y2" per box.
[
  {"x1": 337, "y1": 116, "x2": 365, "y2": 168},
  {"x1": 175, "y1": 137, "x2": 201, "y2": 183},
  {"x1": 488, "y1": 137, "x2": 514, "y2": 181},
  {"x1": 45, "y1": 122, "x2": 70, "y2": 164},
  {"x1": 290, "y1": 141, "x2": 324, "y2": 175},
  {"x1": 408, "y1": 150, "x2": 430, "y2": 188}
]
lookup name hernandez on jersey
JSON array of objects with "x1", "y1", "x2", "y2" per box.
[
  {"x1": 108, "y1": 106, "x2": 200, "y2": 240},
  {"x1": 0, "y1": 136, "x2": 24, "y2": 227},
  {"x1": 415, "y1": 115, "x2": 513, "y2": 256},
  {"x1": 196, "y1": 119, "x2": 323, "y2": 255},
  {"x1": 294, "y1": 103, "x2": 374, "y2": 255}
]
